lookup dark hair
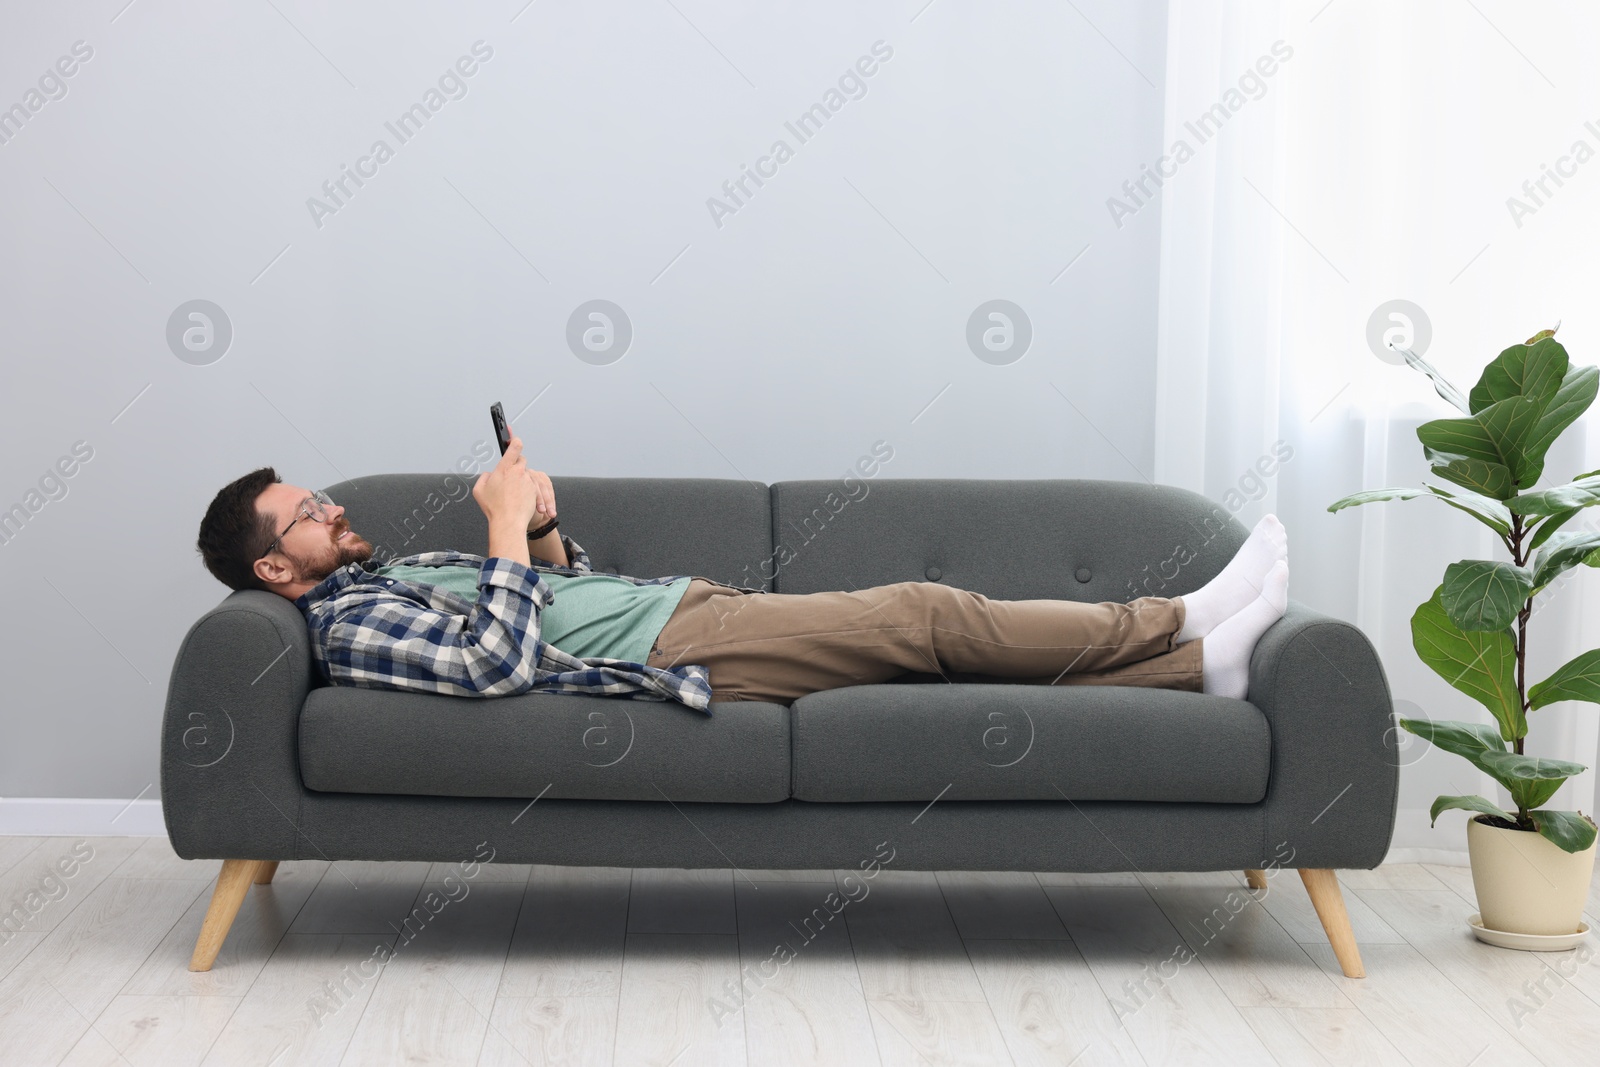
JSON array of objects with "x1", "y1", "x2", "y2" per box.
[{"x1": 197, "y1": 467, "x2": 282, "y2": 591}]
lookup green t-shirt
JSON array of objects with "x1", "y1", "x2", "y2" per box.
[
  {"x1": 373, "y1": 563, "x2": 690, "y2": 663},
  {"x1": 374, "y1": 562, "x2": 483, "y2": 603},
  {"x1": 538, "y1": 573, "x2": 691, "y2": 661}
]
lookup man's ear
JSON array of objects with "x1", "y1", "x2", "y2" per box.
[{"x1": 254, "y1": 553, "x2": 294, "y2": 589}]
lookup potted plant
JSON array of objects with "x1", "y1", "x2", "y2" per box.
[{"x1": 1329, "y1": 327, "x2": 1600, "y2": 943}]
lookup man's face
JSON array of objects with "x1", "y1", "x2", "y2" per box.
[{"x1": 256, "y1": 483, "x2": 372, "y2": 586}]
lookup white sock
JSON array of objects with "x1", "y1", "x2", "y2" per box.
[
  {"x1": 1201, "y1": 560, "x2": 1289, "y2": 699},
  {"x1": 1176, "y1": 514, "x2": 1287, "y2": 643}
]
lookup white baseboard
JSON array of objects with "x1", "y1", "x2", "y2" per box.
[
  {"x1": 0, "y1": 798, "x2": 166, "y2": 837},
  {"x1": 1382, "y1": 845, "x2": 1468, "y2": 867}
]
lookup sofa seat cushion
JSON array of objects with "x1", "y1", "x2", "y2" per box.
[
  {"x1": 791, "y1": 684, "x2": 1270, "y2": 803},
  {"x1": 298, "y1": 687, "x2": 791, "y2": 803}
]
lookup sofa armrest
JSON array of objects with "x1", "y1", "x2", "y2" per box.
[
  {"x1": 159, "y1": 590, "x2": 314, "y2": 861},
  {"x1": 1247, "y1": 600, "x2": 1399, "y2": 870}
]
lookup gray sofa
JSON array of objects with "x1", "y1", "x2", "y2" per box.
[{"x1": 161, "y1": 475, "x2": 1398, "y2": 976}]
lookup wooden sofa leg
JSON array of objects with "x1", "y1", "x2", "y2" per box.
[
  {"x1": 189, "y1": 859, "x2": 264, "y2": 972},
  {"x1": 253, "y1": 861, "x2": 279, "y2": 886},
  {"x1": 1244, "y1": 868, "x2": 1267, "y2": 890},
  {"x1": 1299, "y1": 868, "x2": 1365, "y2": 978}
]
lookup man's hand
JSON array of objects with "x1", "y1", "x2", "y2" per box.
[
  {"x1": 524, "y1": 466, "x2": 557, "y2": 525},
  {"x1": 523, "y1": 464, "x2": 568, "y2": 567},
  {"x1": 474, "y1": 435, "x2": 541, "y2": 528},
  {"x1": 473, "y1": 436, "x2": 540, "y2": 566}
]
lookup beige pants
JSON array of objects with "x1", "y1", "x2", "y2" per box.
[{"x1": 645, "y1": 577, "x2": 1203, "y2": 705}]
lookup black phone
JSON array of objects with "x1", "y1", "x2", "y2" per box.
[{"x1": 490, "y1": 401, "x2": 511, "y2": 455}]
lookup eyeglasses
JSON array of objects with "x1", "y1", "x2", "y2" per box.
[{"x1": 259, "y1": 490, "x2": 336, "y2": 559}]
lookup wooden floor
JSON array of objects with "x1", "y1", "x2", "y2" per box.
[{"x1": 1, "y1": 837, "x2": 1597, "y2": 1065}]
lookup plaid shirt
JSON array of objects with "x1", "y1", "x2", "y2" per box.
[{"x1": 295, "y1": 533, "x2": 718, "y2": 713}]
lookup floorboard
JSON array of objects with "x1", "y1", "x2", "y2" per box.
[
  {"x1": 963, "y1": 937, "x2": 1145, "y2": 1066},
  {"x1": 935, "y1": 871, "x2": 1071, "y2": 941},
  {"x1": 839, "y1": 871, "x2": 990, "y2": 1004},
  {"x1": 866, "y1": 995, "x2": 1016, "y2": 1067},
  {"x1": 200, "y1": 933, "x2": 399, "y2": 1067},
  {"x1": 339, "y1": 877, "x2": 526, "y2": 1066},
  {"x1": 627, "y1": 867, "x2": 737, "y2": 936},
  {"x1": 1141, "y1": 879, "x2": 1349, "y2": 1009},
  {"x1": 0, "y1": 875, "x2": 206, "y2": 1064},
  {"x1": 1237, "y1": 1004, "x2": 1411, "y2": 1066},
  {"x1": 733, "y1": 878, "x2": 879, "y2": 1066},
  {"x1": 288, "y1": 860, "x2": 432, "y2": 936},
  {"x1": 614, "y1": 931, "x2": 747, "y2": 1066},
  {"x1": 1042, "y1": 884, "x2": 1279, "y2": 1066},
  {"x1": 57, "y1": 993, "x2": 242, "y2": 1066},
  {"x1": 1302, "y1": 942, "x2": 1532, "y2": 1066},
  {"x1": 0, "y1": 843, "x2": 1586, "y2": 1067},
  {"x1": 498, "y1": 865, "x2": 630, "y2": 999},
  {"x1": 476, "y1": 997, "x2": 617, "y2": 1066},
  {"x1": 122, "y1": 859, "x2": 326, "y2": 998},
  {"x1": 1356, "y1": 887, "x2": 1600, "y2": 1064}
]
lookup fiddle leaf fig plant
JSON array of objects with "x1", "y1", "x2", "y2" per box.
[{"x1": 1329, "y1": 327, "x2": 1600, "y2": 853}]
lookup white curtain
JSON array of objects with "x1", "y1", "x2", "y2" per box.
[{"x1": 1155, "y1": 0, "x2": 1600, "y2": 861}]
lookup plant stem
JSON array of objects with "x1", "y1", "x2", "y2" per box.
[
  {"x1": 1511, "y1": 513, "x2": 1530, "y2": 823},
  {"x1": 1516, "y1": 606, "x2": 1529, "y2": 760}
]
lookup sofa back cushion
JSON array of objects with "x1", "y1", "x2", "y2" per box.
[
  {"x1": 769, "y1": 478, "x2": 1247, "y2": 601},
  {"x1": 321, "y1": 474, "x2": 773, "y2": 589}
]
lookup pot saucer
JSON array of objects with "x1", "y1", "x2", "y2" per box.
[{"x1": 1468, "y1": 913, "x2": 1591, "y2": 951}]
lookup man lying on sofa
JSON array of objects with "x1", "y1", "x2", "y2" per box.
[{"x1": 195, "y1": 435, "x2": 1289, "y2": 713}]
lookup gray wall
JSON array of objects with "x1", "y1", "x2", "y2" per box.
[{"x1": 0, "y1": 0, "x2": 1168, "y2": 799}]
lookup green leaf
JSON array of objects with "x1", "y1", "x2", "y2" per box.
[
  {"x1": 1411, "y1": 587, "x2": 1524, "y2": 741},
  {"x1": 1468, "y1": 336, "x2": 1568, "y2": 413},
  {"x1": 1327, "y1": 487, "x2": 1430, "y2": 514},
  {"x1": 1440, "y1": 560, "x2": 1534, "y2": 631},
  {"x1": 1465, "y1": 338, "x2": 1594, "y2": 486},
  {"x1": 1429, "y1": 794, "x2": 1514, "y2": 826},
  {"x1": 1476, "y1": 751, "x2": 1588, "y2": 813},
  {"x1": 1399, "y1": 347, "x2": 1472, "y2": 413},
  {"x1": 1397, "y1": 717, "x2": 1539, "y2": 803},
  {"x1": 1429, "y1": 458, "x2": 1515, "y2": 500},
  {"x1": 1324, "y1": 484, "x2": 1513, "y2": 535},
  {"x1": 1422, "y1": 343, "x2": 1596, "y2": 491},
  {"x1": 1507, "y1": 472, "x2": 1600, "y2": 519},
  {"x1": 1528, "y1": 508, "x2": 1581, "y2": 550},
  {"x1": 1418, "y1": 397, "x2": 1543, "y2": 486},
  {"x1": 1476, "y1": 751, "x2": 1589, "y2": 780},
  {"x1": 1485, "y1": 397, "x2": 1547, "y2": 485},
  {"x1": 1397, "y1": 717, "x2": 1506, "y2": 761},
  {"x1": 1530, "y1": 531, "x2": 1600, "y2": 589},
  {"x1": 1401, "y1": 723, "x2": 1581, "y2": 811},
  {"x1": 1523, "y1": 468, "x2": 1600, "y2": 548},
  {"x1": 1533, "y1": 810, "x2": 1599, "y2": 853},
  {"x1": 1517, "y1": 776, "x2": 1567, "y2": 812},
  {"x1": 1530, "y1": 649, "x2": 1600, "y2": 709},
  {"x1": 1521, "y1": 364, "x2": 1599, "y2": 482},
  {"x1": 1423, "y1": 483, "x2": 1513, "y2": 536}
]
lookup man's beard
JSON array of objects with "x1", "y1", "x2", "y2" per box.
[{"x1": 287, "y1": 522, "x2": 373, "y2": 585}]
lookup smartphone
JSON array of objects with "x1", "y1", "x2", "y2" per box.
[{"x1": 490, "y1": 401, "x2": 512, "y2": 455}]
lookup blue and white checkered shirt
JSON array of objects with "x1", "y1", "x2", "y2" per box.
[{"x1": 294, "y1": 533, "x2": 715, "y2": 713}]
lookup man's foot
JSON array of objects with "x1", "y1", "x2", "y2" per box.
[
  {"x1": 1200, "y1": 560, "x2": 1289, "y2": 698},
  {"x1": 1176, "y1": 515, "x2": 1287, "y2": 644}
]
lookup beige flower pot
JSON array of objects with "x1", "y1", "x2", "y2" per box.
[{"x1": 1467, "y1": 815, "x2": 1597, "y2": 937}]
